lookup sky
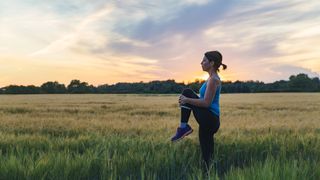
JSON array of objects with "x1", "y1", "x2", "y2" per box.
[{"x1": 1, "y1": 0, "x2": 320, "y2": 86}]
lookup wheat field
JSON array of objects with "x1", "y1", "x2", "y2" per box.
[{"x1": 0, "y1": 93, "x2": 319, "y2": 179}]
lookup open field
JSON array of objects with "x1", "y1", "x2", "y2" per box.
[{"x1": 0, "y1": 93, "x2": 319, "y2": 179}]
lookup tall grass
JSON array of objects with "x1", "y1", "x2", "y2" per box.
[{"x1": 0, "y1": 93, "x2": 319, "y2": 179}]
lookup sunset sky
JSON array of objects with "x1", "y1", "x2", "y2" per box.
[{"x1": 1, "y1": 0, "x2": 319, "y2": 86}]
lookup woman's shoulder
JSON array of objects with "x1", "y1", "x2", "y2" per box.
[{"x1": 208, "y1": 76, "x2": 221, "y2": 85}]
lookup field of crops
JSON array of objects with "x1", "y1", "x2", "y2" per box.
[{"x1": 0, "y1": 93, "x2": 319, "y2": 179}]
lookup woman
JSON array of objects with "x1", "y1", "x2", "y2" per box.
[{"x1": 171, "y1": 50, "x2": 227, "y2": 170}]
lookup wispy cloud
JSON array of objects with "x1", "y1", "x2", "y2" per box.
[{"x1": 29, "y1": 4, "x2": 115, "y2": 56}]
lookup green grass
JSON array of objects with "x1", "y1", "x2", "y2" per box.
[
  {"x1": 0, "y1": 132, "x2": 319, "y2": 179},
  {"x1": 0, "y1": 94, "x2": 319, "y2": 179}
]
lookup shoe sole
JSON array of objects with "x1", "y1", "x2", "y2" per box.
[{"x1": 171, "y1": 129, "x2": 193, "y2": 142}]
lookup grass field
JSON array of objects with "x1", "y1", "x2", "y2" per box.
[{"x1": 0, "y1": 93, "x2": 319, "y2": 179}]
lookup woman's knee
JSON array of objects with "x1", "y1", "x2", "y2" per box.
[
  {"x1": 182, "y1": 88, "x2": 196, "y2": 97},
  {"x1": 212, "y1": 119, "x2": 220, "y2": 134}
]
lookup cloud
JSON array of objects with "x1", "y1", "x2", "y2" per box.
[
  {"x1": 118, "y1": 0, "x2": 234, "y2": 42},
  {"x1": 270, "y1": 65, "x2": 320, "y2": 80},
  {"x1": 1, "y1": 0, "x2": 320, "y2": 86},
  {"x1": 200, "y1": 0, "x2": 320, "y2": 81},
  {"x1": 29, "y1": 4, "x2": 115, "y2": 56}
]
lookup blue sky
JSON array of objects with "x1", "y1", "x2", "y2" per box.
[{"x1": 0, "y1": 0, "x2": 319, "y2": 86}]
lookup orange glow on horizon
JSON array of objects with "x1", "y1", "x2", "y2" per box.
[{"x1": 185, "y1": 72, "x2": 235, "y2": 84}]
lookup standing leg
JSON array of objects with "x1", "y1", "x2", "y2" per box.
[
  {"x1": 192, "y1": 107, "x2": 219, "y2": 171},
  {"x1": 199, "y1": 126, "x2": 215, "y2": 170}
]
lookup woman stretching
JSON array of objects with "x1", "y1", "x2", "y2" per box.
[{"x1": 171, "y1": 50, "x2": 227, "y2": 170}]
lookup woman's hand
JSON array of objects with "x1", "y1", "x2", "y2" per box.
[{"x1": 179, "y1": 95, "x2": 189, "y2": 105}]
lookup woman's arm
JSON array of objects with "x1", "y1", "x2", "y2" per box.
[{"x1": 179, "y1": 77, "x2": 219, "y2": 108}]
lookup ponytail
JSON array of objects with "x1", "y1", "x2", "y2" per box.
[{"x1": 221, "y1": 63, "x2": 227, "y2": 70}]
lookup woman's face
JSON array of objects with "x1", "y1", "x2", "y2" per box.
[{"x1": 201, "y1": 56, "x2": 213, "y2": 71}]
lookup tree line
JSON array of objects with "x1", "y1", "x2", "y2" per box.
[{"x1": 0, "y1": 73, "x2": 319, "y2": 94}]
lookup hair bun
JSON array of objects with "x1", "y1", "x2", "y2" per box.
[{"x1": 221, "y1": 63, "x2": 227, "y2": 70}]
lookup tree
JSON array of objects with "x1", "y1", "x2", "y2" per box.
[
  {"x1": 41, "y1": 81, "x2": 67, "y2": 94},
  {"x1": 1, "y1": 73, "x2": 319, "y2": 94},
  {"x1": 311, "y1": 77, "x2": 320, "y2": 92},
  {"x1": 67, "y1": 80, "x2": 95, "y2": 93},
  {"x1": 268, "y1": 80, "x2": 289, "y2": 92},
  {"x1": 2, "y1": 85, "x2": 41, "y2": 94},
  {"x1": 289, "y1": 73, "x2": 317, "y2": 91}
]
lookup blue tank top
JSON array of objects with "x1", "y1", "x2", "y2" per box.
[{"x1": 199, "y1": 77, "x2": 221, "y2": 116}]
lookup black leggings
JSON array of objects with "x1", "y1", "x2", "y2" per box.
[{"x1": 180, "y1": 88, "x2": 220, "y2": 168}]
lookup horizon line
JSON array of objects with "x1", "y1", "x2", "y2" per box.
[{"x1": 1, "y1": 73, "x2": 318, "y2": 87}]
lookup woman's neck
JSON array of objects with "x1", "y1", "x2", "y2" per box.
[{"x1": 208, "y1": 68, "x2": 217, "y2": 77}]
